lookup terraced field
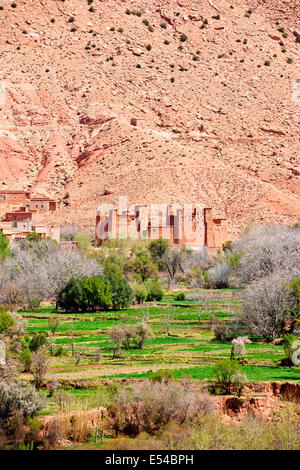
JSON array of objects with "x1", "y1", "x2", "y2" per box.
[{"x1": 20, "y1": 289, "x2": 300, "y2": 384}]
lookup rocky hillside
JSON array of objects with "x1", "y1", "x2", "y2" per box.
[{"x1": 0, "y1": 0, "x2": 299, "y2": 237}]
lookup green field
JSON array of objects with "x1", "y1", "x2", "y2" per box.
[{"x1": 20, "y1": 289, "x2": 300, "y2": 385}]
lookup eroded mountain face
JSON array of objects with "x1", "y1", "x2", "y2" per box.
[{"x1": 0, "y1": 0, "x2": 299, "y2": 236}]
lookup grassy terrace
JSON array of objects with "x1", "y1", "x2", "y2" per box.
[{"x1": 20, "y1": 289, "x2": 300, "y2": 384}]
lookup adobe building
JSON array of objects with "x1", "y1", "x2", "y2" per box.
[
  {"x1": 27, "y1": 197, "x2": 57, "y2": 212},
  {"x1": 5, "y1": 206, "x2": 33, "y2": 223},
  {"x1": 0, "y1": 221, "x2": 61, "y2": 246},
  {"x1": 0, "y1": 190, "x2": 30, "y2": 204},
  {"x1": 95, "y1": 204, "x2": 228, "y2": 253}
]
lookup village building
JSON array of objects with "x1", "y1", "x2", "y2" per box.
[
  {"x1": 0, "y1": 220, "x2": 61, "y2": 246},
  {"x1": 0, "y1": 189, "x2": 59, "y2": 224},
  {"x1": 0, "y1": 190, "x2": 30, "y2": 204},
  {"x1": 95, "y1": 204, "x2": 228, "y2": 253},
  {"x1": 27, "y1": 197, "x2": 57, "y2": 212},
  {"x1": 5, "y1": 206, "x2": 34, "y2": 222}
]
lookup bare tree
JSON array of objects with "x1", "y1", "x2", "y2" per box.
[
  {"x1": 31, "y1": 350, "x2": 49, "y2": 389},
  {"x1": 163, "y1": 247, "x2": 191, "y2": 283},
  {"x1": 10, "y1": 251, "x2": 42, "y2": 310},
  {"x1": 0, "y1": 282, "x2": 25, "y2": 307},
  {"x1": 109, "y1": 325, "x2": 125, "y2": 358},
  {"x1": 48, "y1": 317, "x2": 61, "y2": 357},
  {"x1": 134, "y1": 322, "x2": 154, "y2": 349},
  {"x1": 38, "y1": 251, "x2": 104, "y2": 306},
  {"x1": 234, "y1": 225, "x2": 300, "y2": 283},
  {"x1": 241, "y1": 271, "x2": 298, "y2": 341},
  {"x1": 164, "y1": 309, "x2": 175, "y2": 336},
  {"x1": 188, "y1": 292, "x2": 211, "y2": 324},
  {"x1": 207, "y1": 262, "x2": 232, "y2": 288}
]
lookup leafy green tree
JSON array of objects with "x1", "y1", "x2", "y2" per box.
[
  {"x1": 106, "y1": 273, "x2": 133, "y2": 310},
  {"x1": 48, "y1": 316, "x2": 60, "y2": 335},
  {"x1": 57, "y1": 277, "x2": 84, "y2": 312},
  {"x1": 134, "y1": 284, "x2": 148, "y2": 304},
  {"x1": 146, "y1": 281, "x2": 164, "y2": 302},
  {"x1": 125, "y1": 255, "x2": 157, "y2": 282},
  {"x1": 58, "y1": 276, "x2": 112, "y2": 312},
  {"x1": 29, "y1": 333, "x2": 48, "y2": 352},
  {"x1": 148, "y1": 239, "x2": 170, "y2": 270},
  {"x1": 0, "y1": 232, "x2": 11, "y2": 259},
  {"x1": 80, "y1": 276, "x2": 112, "y2": 311}
]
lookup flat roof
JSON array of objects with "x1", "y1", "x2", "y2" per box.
[{"x1": 0, "y1": 190, "x2": 30, "y2": 194}]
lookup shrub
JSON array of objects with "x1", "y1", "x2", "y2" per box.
[
  {"x1": 213, "y1": 319, "x2": 243, "y2": 342},
  {"x1": 174, "y1": 292, "x2": 185, "y2": 301},
  {"x1": 0, "y1": 311, "x2": 15, "y2": 333},
  {"x1": 180, "y1": 34, "x2": 187, "y2": 42},
  {"x1": 0, "y1": 380, "x2": 44, "y2": 419},
  {"x1": 0, "y1": 283, "x2": 24, "y2": 307},
  {"x1": 212, "y1": 359, "x2": 241, "y2": 394},
  {"x1": 146, "y1": 281, "x2": 164, "y2": 302},
  {"x1": 232, "y1": 371, "x2": 248, "y2": 397},
  {"x1": 134, "y1": 284, "x2": 148, "y2": 304},
  {"x1": 108, "y1": 382, "x2": 215, "y2": 437},
  {"x1": 29, "y1": 333, "x2": 48, "y2": 352},
  {"x1": 150, "y1": 369, "x2": 174, "y2": 384},
  {"x1": 19, "y1": 349, "x2": 32, "y2": 373}
]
